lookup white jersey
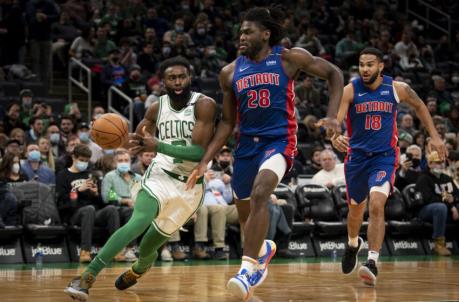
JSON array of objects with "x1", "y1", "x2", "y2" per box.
[{"x1": 153, "y1": 91, "x2": 201, "y2": 176}]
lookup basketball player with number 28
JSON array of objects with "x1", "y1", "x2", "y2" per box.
[
  {"x1": 186, "y1": 6, "x2": 344, "y2": 301},
  {"x1": 333, "y1": 47, "x2": 447, "y2": 286}
]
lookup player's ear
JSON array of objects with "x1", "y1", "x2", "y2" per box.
[
  {"x1": 263, "y1": 29, "x2": 271, "y2": 42},
  {"x1": 378, "y1": 61, "x2": 384, "y2": 73}
]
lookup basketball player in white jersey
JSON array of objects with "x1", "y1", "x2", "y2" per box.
[{"x1": 64, "y1": 56, "x2": 216, "y2": 301}]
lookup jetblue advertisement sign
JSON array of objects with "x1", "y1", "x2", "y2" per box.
[
  {"x1": 288, "y1": 237, "x2": 316, "y2": 257},
  {"x1": 68, "y1": 242, "x2": 103, "y2": 262},
  {"x1": 0, "y1": 240, "x2": 23, "y2": 264},
  {"x1": 313, "y1": 237, "x2": 347, "y2": 257},
  {"x1": 386, "y1": 237, "x2": 425, "y2": 256},
  {"x1": 422, "y1": 239, "x2": 459, "y2": 255},
  {"x1": 23, "y1": 240, "x2": 70, "y2": 263},
  {"x1": 360, "y1": 238, "x2": 390, "y2": 256}
]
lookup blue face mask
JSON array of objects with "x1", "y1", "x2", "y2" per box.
[
  {"x1": 117, "y1": 162, "x2": 130, "y2": 173},
  {"x1": 28, "y1": 150, "x2": 41, "y2": 162},
  {"x1": 79, "y1": 132, "x2": 90, "y2": 143},
  {"x1": 50, "y1": 133, "x2": 60, "y2": 144},
  {"x1": 75, "y1": 161, "x2": 88, "y2": 172}
]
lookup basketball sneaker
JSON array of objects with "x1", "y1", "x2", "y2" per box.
[
  {"x1": 341, "y1": 237, "x2": 364, "y2": 274},
  {"x1": 250, "y1": 240, "x2": 277, "y2": 287},
  {"x1": 358, "y1": 259, "x2": 378, "y2": 286},
  {"x1": 63, "y1": 272, "x2": 95, "y2": 301},
  {"x1": 115, "y1": 264, "x2": 147, "y2": 290},
  {"x1": 226, "y1": 268, "x2": 253, "y2": 301}
]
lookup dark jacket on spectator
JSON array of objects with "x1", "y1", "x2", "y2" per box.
[
  {"x1": 415, "y1": 171, "x2": 459, "y2": 212},
  {"x1": 0, "y1": 182, "x2": 18, "y2": 226}
]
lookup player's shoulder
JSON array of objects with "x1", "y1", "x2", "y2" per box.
[
  {"x1": 195, "y1": 93, "x2": 216, "y2": 107},
  {"x1": 281, "y1": 47, "x2": 313, "y2": 61},
  {"x1": 220, "y1": 60, "x2": 237, "y2": 76},
  {"x1": 194, "y1": 93, "x2": 217, "y2": 119},
  {"x1": 392, "y1": 80, "x2": 411, "y2": 97}
]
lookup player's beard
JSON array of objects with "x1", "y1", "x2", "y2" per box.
[
  {"x1": 166, "y1": 85, "x2": 191, "y2": 103},
  {"x1": 247, "y1": 39, "x2": 264, "y2": 59},
  {"x1": 363, "y1": 71, "x2": 380, "y2": 85}
]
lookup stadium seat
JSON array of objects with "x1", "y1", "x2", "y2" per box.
[
  {"x1": 21, "y1": 81, "x2": 48, "y2": 97},
  {"x1": 0, "y1": 81, "x2": 20, "y2": 97}
]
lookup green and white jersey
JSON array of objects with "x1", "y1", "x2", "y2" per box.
[{"x1": 154, "y1": 92, "x2": 201, "y2": 176}]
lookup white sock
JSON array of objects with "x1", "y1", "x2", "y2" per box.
[
  {"x1": 368, "y1": 250, "x2": 379, "y2": 263},
  {"x1": 239, "y1": 256, "x2": 257, "y2": 274},
  {"x1": 258, "y1": 240, "x2": 267, "y2": 257},
  {"x1": 348, "y1": 236, "x2": 359, "y2": 248}
]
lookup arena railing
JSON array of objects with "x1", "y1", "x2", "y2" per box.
[
  {"x1": 68, "y1": 58, "x2": 92, "y2": 123},
  {"x1": 107, "y1": 85, "x2": 134, "y2": 132}
]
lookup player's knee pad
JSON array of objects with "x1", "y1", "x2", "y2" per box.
[{"x1": 369, "y1": 181, "x2": 390, "y2": 198}]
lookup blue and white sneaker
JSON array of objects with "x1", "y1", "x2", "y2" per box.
[
  {"x1": 227, "y1": 268, "x2": 253, "y2": 301},
  {"x1": 250, "y1": 240, "x2": 277, "y2": 288}
]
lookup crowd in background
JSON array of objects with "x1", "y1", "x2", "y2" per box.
[{"x1": 1, "y1": 0, "x2": 459, "y2": 259}]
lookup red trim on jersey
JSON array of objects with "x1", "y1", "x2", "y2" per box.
[
  {"x1": 346, "y1": 111, "x2": 352, "y2": 153},
  {"x1": 235, "y1": 98, "x2": 241, "y2": 144},
  {"x1": 344, "y1": 154, "x2": 351, "y2": 204},
  {"x1": 284, "y1": 79, "x2": 297, "y2": 162},
  {"x1": 390, "y1": 147, "x2": 400, "y2": 186},
  {"x1": 390, "y1": 109, "x2": 398, "y2": 149}
]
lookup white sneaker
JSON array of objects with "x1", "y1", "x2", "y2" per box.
[
  {"x1": 227, "y1": 269, "x2": 253, "y2": 301},
  {"x1": 124, "y1": 248, "x2": 138, "y2": 262},
  {"x1": 161, "y1": 247, "x2": 173, "y2": 262}
]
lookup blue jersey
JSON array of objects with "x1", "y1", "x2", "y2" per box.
[
  {"x1": 347, "y1": 75, "x2": 399, "y2": 154},
  {"x1": 232, "y1": 45, "x2": 297, "y2": 141}
]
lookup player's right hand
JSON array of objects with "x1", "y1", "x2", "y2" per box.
[
  {"x1": 185, "y1": 162, "x2": 208, "y2": 190},
  {"x1": 316, "y1": 117, "x2": 341, "y2": 138},
  {"x1": 331, "y1": 134, "x2": 349, "y2": 153}
]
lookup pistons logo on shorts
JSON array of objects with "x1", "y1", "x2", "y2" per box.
[{"x1": 376, "y1": 171, "x2": 387, "y2": 182}]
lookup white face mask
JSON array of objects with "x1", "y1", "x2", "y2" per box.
[{"x1": 11, "y1": 163, "x2": 20, "y2": 174}]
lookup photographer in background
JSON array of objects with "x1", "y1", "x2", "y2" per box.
[{"x1": 395, "y1": 144, "x2": 423, "y2": 191}]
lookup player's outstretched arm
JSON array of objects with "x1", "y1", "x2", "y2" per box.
[
  {"x1": 330, "y1": 83, "x2": 353, "y2": 152},
  {"x1": 186, "y1": 64, "x2": 237, "y2": 189},
  {"x1": 394, "y1": 81, "x2": 447, "y2": 160},
  {"x1": 284, "y1": 48, "x2": 344, "y2": 133}
]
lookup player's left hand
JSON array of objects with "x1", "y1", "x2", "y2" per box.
[
  {"x1": 331, "y1": 134, "x2": 349, "y2": 153},
  {"x1": 428, "y1": 136, "x2": 448, "y2": 161},
  {"x1": 316, "y1": 117, "x2": 341, "y2": 139},
  {"x1": 128, "y1": 126, "x2": 159, "y2": 154},
  {"x1": 185, "y1": 162, "x2": 208, "y2": 190}
]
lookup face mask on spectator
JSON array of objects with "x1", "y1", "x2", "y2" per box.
[
  {"x1": 117, "y1": 162, "x2": 130, "y2": 173},
  {"x1": 105, "y1": 149, "x2": 115, "y2": 155},
  {"x1": 76, "y1": 161, "x2": 88, "y2": 172},
  {"x1": 79, "y1": 132, "x2": 90, "y2": 143},
  {"x1": 162, "y1": 46, "x2": 171, "y2": 56},
  {"x1": 175, "y1": 25, "x2": 184, "y2": 33},
  {"x1": 197, "y1": 28, "x2": 206, "y2": 36},
  {"x1": 28, "y1": 150, "x2": 41, "y2": 162},
  {"x1": 50, "y1": 133, "x2": 60, "y2": 144},
  {"x1": 219, "y1": 160, "x2": 230, "y2": 169},
  {"x1": 11, "y1": 163, "x2": 20, "y2": 174}
]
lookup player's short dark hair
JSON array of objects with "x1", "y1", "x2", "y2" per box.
[
  {"x1": 242, "y1": 6, "x2": 285, "y2": 46},
  {"x1": 360, "y1": 47, "x2": 384, "y2": 61},
  {"x1": 159, "y1": 56, "x2": 191, "y2": 78},
  {"x1": 73, "y1": 143, "x2": 92, "y2": 159}
]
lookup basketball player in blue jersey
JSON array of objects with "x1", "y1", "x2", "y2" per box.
[
  {"x1": 186, "y1": 6, "x2": 344, "y2": 301},
  {"x1": 332, "y1": 47, "x2": 447, "y2": 286}
]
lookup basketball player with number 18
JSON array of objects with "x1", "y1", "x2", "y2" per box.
[
  {"x1": 186, "y1": 6, "x2": 344, "y2": 301},
  {"x1": 332, "y1": 47, "x2": 447, "y2": 286}
]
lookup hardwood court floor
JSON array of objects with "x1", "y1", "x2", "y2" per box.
[{"x1": 0, "y1": 258, "x2": 458, "y2": 302}]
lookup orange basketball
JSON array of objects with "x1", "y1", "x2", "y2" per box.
[{"x1": 91, "y1": 113, "x2": 129, "y2": 150}]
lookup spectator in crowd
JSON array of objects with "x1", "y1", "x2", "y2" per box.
[
  {"x1": 119, "y1": 37, "x2": 137, "y2": 69},
  {"x1": 59, "y1": 115, "x2": 75, "y2": 144},
  {"x1": 193, "y1": 168, "x2": 238, "y2": 260},
  {"x1": 163, "y1": 17, "x2": 193, "y2": 46},
  {"x1": 132, "y1": 151, "x2": 155, "y2": 175},
  {"x1": 101, "y1": 48, "x2": 126, "y2": 99},
  {"x1": 137, "y1": 42, "x2": 157, "y2": 75},
  {"x1": 19, "y1": 89, "x2": 34, "y2": 126},
  {"x1": 91, "y1": 106, "x2": 105, "y2": 122},
  {"x1": 393, "y1": 31, "x2": 420, "y2": 70},
  {"x1": 38, "y1": 136, "x2": 55, "y2": 171},
  {"x1": 25, "y1": 117, "x2": 43, "y2": 145},
  {"x1": 304, "y1": 146, "x2": 324, "y2": 175},
  {"x1": 301, "y1": 115, "x2": 323, "y2": 144},
  {"x1": 93, "y1": 26, "x2": 117, "y2": 60},
  {"x1": 101, "y1": 149, "x2": 140, "y2": 262},
  {"x1": 51, "y1": 11, "x2": 80, "y2": 68},
  {"x1": 9, "y1": 128, "x2": 25, "y2": 148},
  {"x1": 295, "y1": 25, "x2": 326, "y2": 56},
  {"x1": 143, "y1": 8, "x2": 168, "y2": 39},
  {"x1": 46, "y1": 124, "x2": 65, "y2": 157},
  {"x1": 0, "y1": 155, "x2": 19, "y2": 227},
  {"x1": 211, "y1": 145, "x2": 233, "y2": 176},
  {"x1": 77, "y1": 122, "x2": 103, "y2": 164},
  {"x1": 5, "y1": 139, "x2": 22, "y2": 157},
  {"x1": 69, "y1": 26, "x2": 95, "y2": 61},
  {"x1": 56, "y1": 144, "x2": 124, "y2": 263},
  {"x1": 21, "y1": 143, "x2": 55, "y2": 184},
  {"x1": 426, "y1": 97, "x2": 438, "y2": 116},
  {"x1": 4, "y1": 102, "x2": 27, "y2": 136},
  {"x1": 0, "y1": 152, "x2": 26, "y2": 183},
  {"x1": 415, "y1": 151, "x2": 459, "y2": 256},
  {"x1": 431, "y1": 76, "x2": 453, "y2": 112},
  {"x1": 398, "y1": 132, "x2": 413, "y2": 154},
  {"x1": 121, "y1": 64, "x2": 147, "y2": 100},
  {"x1": 312, "y1": 149, "x2": 345, "y2": 188},
  {"x1": 395, "y1": 145, "x2": 423, "y2": 191},
  {"x1": 94, "y1": 154, "x2": 116, "y2": 175},
  {"x1": 399, "y1": 113, "x2": 417, "y2": 137},
  {"x1": 25, "y1": 0, "x2": 59, "y2": 85},
  {"x1": 335, "y1": 31, "x2": 361, "y2": 67},
  {"x1": 294, "y1": 76, "x2": 322, "y2": 118},
  {"x1": 55, "y1": 135, "x2": 80, "y2": 172}
]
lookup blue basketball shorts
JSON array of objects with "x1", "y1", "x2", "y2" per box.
[
  {"x1": 232, "y1": 135, "x2": 296, "y2": 200},
  {"x1": 344, "y1": 148, "x2": 399, "y2": 204}
]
